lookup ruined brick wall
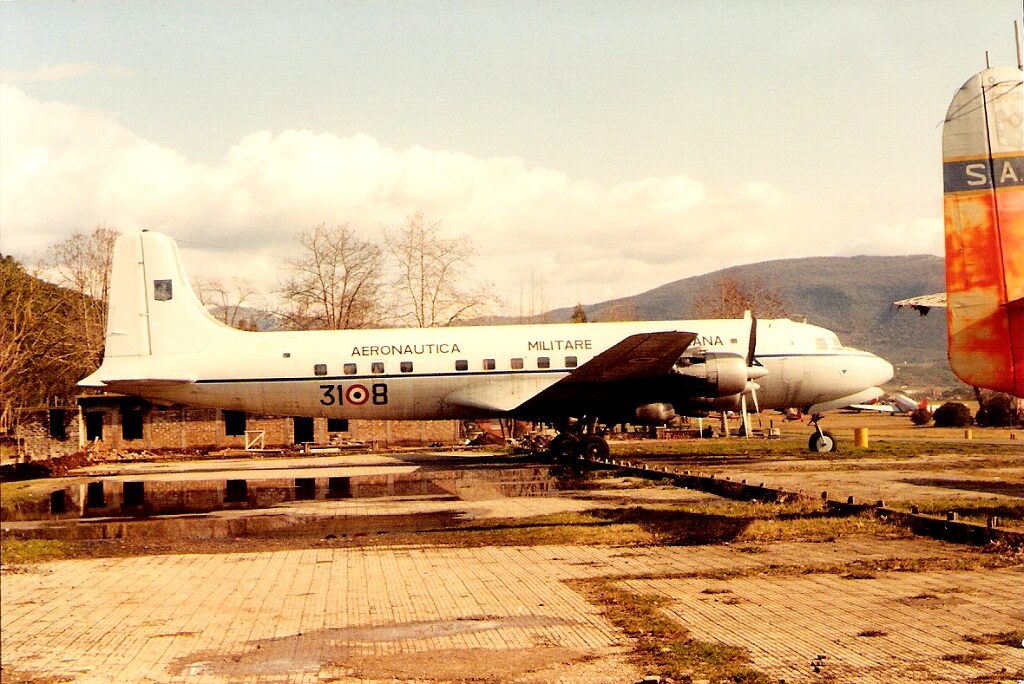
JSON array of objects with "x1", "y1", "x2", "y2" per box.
[
  {"x1": 72, "y1": 399, "x2": 463, "y2": 452},
  {"x1": 14, "y1": 407, "x2": 80, "y2": 460},
  {"x1": 348, "y1": 419, "x2": 463, "y2": 445}
]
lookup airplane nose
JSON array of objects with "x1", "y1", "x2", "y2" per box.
[{"x1": 873, "y1": 356, "x2": 895, "y2": 386}]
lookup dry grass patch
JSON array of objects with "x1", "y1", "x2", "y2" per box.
[
  {"x1": 963, "y1": 631, "x2": 1024, "y2": 648},
  {"x1": 572, "y1": 578, "x2": 769, "y2": 684},
  {"x1": 1, "y1": 538, "x2": 70, "y2": 566},
  {"x1": 941, "y1": 651, "x2": 990, "y2": 665},
  {"x1": 735, "y1": 511, "x2": 909, "y2": 544},
  {"x1": 857, "y1": 629, "x2": 888, "y2": 637}
]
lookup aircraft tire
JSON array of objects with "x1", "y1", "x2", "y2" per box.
[
  {"x1": 549, "y1": 434, "x2": 580, "y2": 461},
  {"x1": 579, "y1": 435, "x2": 610, "y2": 460},
  {"x1": 808, "y1": 430, "x2": 837, "y2": 453}
]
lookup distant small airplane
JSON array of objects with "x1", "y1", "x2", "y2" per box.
[
  {"x1": 895, "y1": 24, "x2": 1023, "y2": 399},
  {"x1": 849, "y1": 394, "x2": 928, "y2": 415},
  {"x1": 80, "y1": 232, "x2": 893, "y2": 455}
]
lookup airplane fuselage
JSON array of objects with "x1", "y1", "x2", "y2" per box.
[
  {"x1": 81, "y1": 232, "x2": 893, "y2": 434},
  {"x1": 120, "y1": 317, "x2": 890, "y2": 420}
]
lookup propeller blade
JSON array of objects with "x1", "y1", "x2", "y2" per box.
[
  {"x1": 751, "y1": 385, "x2": 763, "y2": 429},
  {"x1": 746, "y1": 314, "x2": 758, "y2": 368},
  {"x1": 740, "y1": 393, "x2": 750, "y2": 439}
]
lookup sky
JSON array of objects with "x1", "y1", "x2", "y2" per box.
[{"x1": 1, "y1": 1, "x2": 1021, "y2": 314}]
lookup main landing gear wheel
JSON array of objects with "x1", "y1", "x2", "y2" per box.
[
  {"x1": 578, "y1": 435, "x2": 610, "y2": 459},
  {"x1": 549, "y1": 434, "x2": 579, "y2": 461},
  {"x1": 808, "y1": 430, "x2": 837, "y2": 453}
]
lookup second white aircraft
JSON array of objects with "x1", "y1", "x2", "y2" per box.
[{"x1": 81, "y1": 231, "x2": 894, "y2": 455}]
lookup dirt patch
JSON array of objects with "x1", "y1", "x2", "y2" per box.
[
  {"x1": 899, "y1": 477, "x2": 1024, "y2": 499},
  {"x1": 338, "y1": 646, "x2": 595, "y2": 681},
  {"x1": 171, "y1": 617, "x2": 589, "y2": 681}
]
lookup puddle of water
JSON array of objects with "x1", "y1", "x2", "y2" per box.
[
  {"x1": 2, "y1": 465, "x2": 568, "y2": 527},
  {"x1": 10, "y1": 509, "x2": 468, "y2": 541}
]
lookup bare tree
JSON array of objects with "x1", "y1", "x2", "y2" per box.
[
  {"x1": 691, "y1": 274, "x2": 787, "y2": 319},
  {"x1": 193, "y1": 276, "x2": 265, "y2": 330},
  {"x1": 599, "y1": 301, "x2": 639, "y2": 322},
  {"x1": 278, "y1": 223, "x2": 384, "y2": 330},
  {"x1": 39, "y1": 225, "x2": 120, "y2": 366},
  {"x1": 517, "y1": 273, "x2": 550, "y2": 323},
  {"x1": 385, "y1": 212, "x2": 489, "y2": 327}
]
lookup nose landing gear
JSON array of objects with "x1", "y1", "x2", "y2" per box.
[{"x1": 808, "y1": 414, "x2": 837, "y2": 453}]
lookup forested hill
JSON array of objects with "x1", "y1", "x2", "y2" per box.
[{"x1": 532, "y1": 254, "x2": 953, "y2": 389}]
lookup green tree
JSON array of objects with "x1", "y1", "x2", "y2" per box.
[
  {"x1": 1, "y1": 256, "x2": 99, "y2": 427},
  {"x1": 570, "y1": 303, "x2": 588, "y2": 323}
]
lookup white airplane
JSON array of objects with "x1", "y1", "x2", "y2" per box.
[
  {"x1": 80, "y1": 231, "x2": 894, "y2": 454},
  {"x1": 849, "y1": 393, "x2": 928, "y2": 415}
]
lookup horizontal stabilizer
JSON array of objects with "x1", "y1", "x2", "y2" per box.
[
  {"x1": 893, "y1": 293, "x2": 947, "y2": 316},
  {"x1": 79, "y1": 372, "x2": 196, "y2": 389}
]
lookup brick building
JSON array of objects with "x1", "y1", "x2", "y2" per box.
[{"x1": 13, "y1": 395, "x2": 464, "y2": 459}]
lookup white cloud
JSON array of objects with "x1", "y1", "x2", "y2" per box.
[
  {"x1": 0, "y1": 62, "x2": 134, "y2": 83},
  {"x1": 0, "y1": 85, "x2": 942, "y2": 312}
]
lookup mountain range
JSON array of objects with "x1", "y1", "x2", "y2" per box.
[{"x1": 504, "y1": 254, "x2": 958, "y2": 392}]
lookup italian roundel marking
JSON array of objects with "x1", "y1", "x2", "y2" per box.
[{"x1": 345, "y1": 384, "x2": 369, "y2": 405}]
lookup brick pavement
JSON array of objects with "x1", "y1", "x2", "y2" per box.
[
  {"x1": 624, "y1": 567, "x2": 1024, "y2": 683},
  {"x1": 4, "y1": 535, "x2": 1018, "y2": 683}
]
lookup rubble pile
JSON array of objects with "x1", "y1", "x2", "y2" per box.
[{"x1": 0, "y1": 449, "x2": 94, "y2": 482}]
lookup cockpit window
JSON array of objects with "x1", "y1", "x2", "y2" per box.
[{"x1": 815, "y1": 338, "x2": 829, "y2": 351}]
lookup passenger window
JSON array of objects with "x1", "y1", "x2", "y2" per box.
[
  {"x1": 483, "y1": 359, "x2": 496, "y2": 371},
  {"x1": 537, "y1": 357, "x2": 550, "y2": 369},
  {"x1": 343, "y1": 363, "x2": 357, "y2": 375},
  {"x1": 314, "y1": 363, "x2": 327, "y2": 376},
  {"x1": 400, "y1": 361, "x2": 413, "y2": 373},
  {"x1": 455, "y1": 359, "x2": 468, "y2": 371},
  {"x1": 511, "y1": 358, "x2": 524, "y2": 370},
  {"x1": 371, "y1": 362, "x2": 384, "y2": 374},
  {"x1": 565, "y1": 356, "x2": 578, "y2": 368}
]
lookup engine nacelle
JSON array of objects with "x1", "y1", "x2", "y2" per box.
[
  {"x1": 672, "y1": 351, "x2": 749, "y2": 397},
  {"x1": 635, "y1": 403, "x2": 677, "y2": 424}
]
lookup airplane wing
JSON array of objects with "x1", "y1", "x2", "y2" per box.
[
  {"x1": 510, "y1": 331, "x2": 699, "y2": 416},
  {"x1": 445, "y1": 331, "x2": 699, "y2": 415},
  {"x1": 557, "y1": 331, "x2": 699, "y2": 384},
  {"x1": 893, "y1": 293, "x2": 947, "y2": 316},
  {"x1": 848, "y1": 403, "x2": 897, "y2": 413}
]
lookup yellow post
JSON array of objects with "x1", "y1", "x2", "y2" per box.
[
  {"x1": 964, "y1": 429, "x2": 973, "y2": 440},
  {"x1": 854, "y1": 427, "x2": 869, "y2": 448}
]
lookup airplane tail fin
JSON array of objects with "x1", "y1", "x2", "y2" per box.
[
  {"x1": 942, "y1": 64, "x2": 1024, "y2": 397},
  {"x1": 100, "y1": 231, "x2": 236, "y2": 360}
]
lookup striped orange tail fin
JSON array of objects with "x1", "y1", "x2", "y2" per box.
[{"x1": 942, "y1": 65, "x2": 1024, "y2": 397}]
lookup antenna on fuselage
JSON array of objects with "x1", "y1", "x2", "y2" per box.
[{"x1": 1015, "y1": 19, "x2": 1022, "y2": 70}]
